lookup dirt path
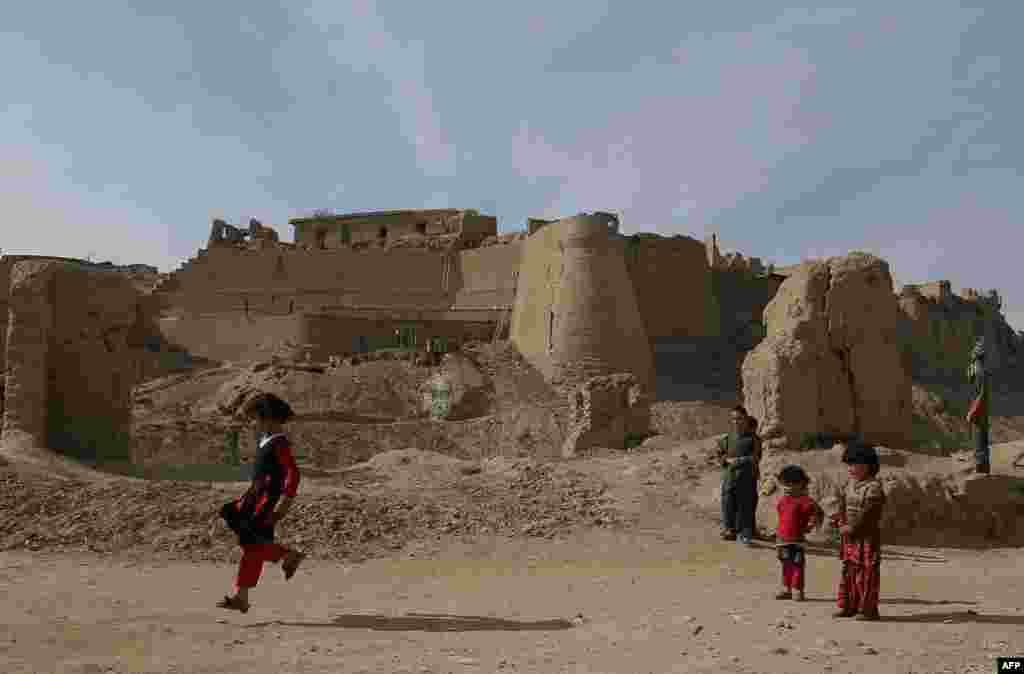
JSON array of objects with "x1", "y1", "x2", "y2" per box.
[{"x1": 3, "y1": 515, "x2": 1023, "y2": 674}]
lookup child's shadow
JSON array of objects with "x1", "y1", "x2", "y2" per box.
[
  {"x1": 881, "y1": 610, "x2": 1024, "y2": 624},
  {"x1": 800, "y1": 543, "x2": 946, "y2": 564},
  {"x1": 799, "y1": 598, "x2": 977, "y2": 606},
  {"x1": 244, "y1": 612, "x2": 576, "y2": 632}
]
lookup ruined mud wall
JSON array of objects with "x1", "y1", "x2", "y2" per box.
[
  {"x1": 2, "y1": 260, "x2": 140, "y2": 464},
  {"x1": 292, "y1": 210, "x2": 497, "y2": 249},
  {"x1": 742, "y1": 253, "x2": 912, "y2": 451},
  {"x1": 455, "y1": 242, "x2": 523, "y2": 308},
  {"x1": 897, "y1": 285, "x2": 1020, "y2": 381},
  {"x1": 713, "y1": 269, "x2": 783, "y2": 349},
  {"x1": 625, "y1": 235, "x2": 719, "y2": 339},
  {"x1": 157, "y1": 313, "x2": 306, "y2": 363},
  {"x1": 510, "y1": 214, "x2": 654, "y2": 391},
  {"x1": 159, "y1": 246, "x2": 452, "y2": 315},
  {"x1": 0, "y1": 257, "x2": 11, "y2": 372},
  {"x1": 300, "y1": 312, "x2": 497, "y2": 361}
]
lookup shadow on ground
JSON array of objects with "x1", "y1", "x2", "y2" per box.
[
  {"x1": 799, "y1": 598, "x2": 978, "y2": 606},
  {"x1": 764, "y1": 541, "x2": 949, "y2": 564},
  {"x1": 245, "y1": 612, "x2": 575, "y2": 632},
  {"x1": 880, "y1": 610, "x2": 1024, "y2": 624}
]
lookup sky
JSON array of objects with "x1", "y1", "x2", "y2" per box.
[{"x1": 2, "y1": 2, "x2": 1021, "y2": 330}]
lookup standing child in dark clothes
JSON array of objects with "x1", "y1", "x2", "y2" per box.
[
  {"x1": 717, "y1": 405, "x2": 759, "y2": 545},
  {"x1": 773, "y1": 465, "x2": 824, "y2": 601},
  {"x1": 217, "y1": 393, "x2": 306, "y2": 613},
  {"x1": 832, "y1": 442, "x2": 886, "y2": 621}
]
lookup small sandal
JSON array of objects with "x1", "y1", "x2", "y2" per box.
[
  {"x1": 282, "y1": 551, "x2": 306, "y2": 581},
  {"x1": 216, "y1": 595, "x2": 250, "y2": 613}
]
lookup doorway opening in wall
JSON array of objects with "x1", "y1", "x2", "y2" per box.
[
  {"x1": 378, "y1": 226, "x2": 388, "y2": 241},
  {"x1": 339, "y1": 222, "x2": 351, "y2": 245},
  {"x1": 315, "y1": 229, "x2": 327, "y2": 249},
  {"x1": 416, "y1": 222, "x2": 427, "y2": 236}
]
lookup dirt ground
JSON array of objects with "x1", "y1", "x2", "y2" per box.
[{"x1": 4, "y1": 445, "x2": 1024, "y2": 674}]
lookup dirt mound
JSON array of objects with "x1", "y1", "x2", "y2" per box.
[
  {"x1": 0, "y1": 451, "x2": 624, "y2": 562},
  {"x1": 181, "y1": 359, "x2": 433, "y2": 422},
  {"x1": 746, "y1": 445, "x2": 1024, "y2": 547},
  {"x1": 649, "y1": 400, "x2": 736, "y2": 441},
  {"x1": 912, "y1": 382, "x2": 1024, "y2": 447},
  {"x1": 349, "y1": 448, "x2": 479, "y2": 488}
]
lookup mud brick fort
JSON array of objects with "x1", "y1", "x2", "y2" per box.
[
  {"x1": 0, "y1": 208, "x2": 1019, "y2": 466},
  {"x1": 141, "y1": 210, "x2": 789, "y2": 399}
]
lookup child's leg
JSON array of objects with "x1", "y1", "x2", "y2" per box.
[
  {"x1": 776, "y1": 561, "x2": 795, "y2": 598},
  {"x1": 792, "y1": 556, "x2": 805, "y2": 599},
  {"x1": 720, "y1": 479, "x2": 736, "y2": 533},
  {"x1": 857, "y1": 563, "x2": 880, "y2": 616},
  {"x1": 835, "y1": 561, "x2": 856, "y2": 615},
  {"x1": 235, "y1": 544, "x2": 289, "y2": 595},
  {"x1": 846, "y1": 562, "x2": 866, "y2": 612},
  {"x1": 782, "y1": 561, "x2": 796, "y2": 588}
]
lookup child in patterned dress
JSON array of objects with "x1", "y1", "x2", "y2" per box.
[{"x1": 832, "y1": 442, "x2": 886, "y2": 621}]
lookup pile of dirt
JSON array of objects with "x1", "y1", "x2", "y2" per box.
[
  {"x1": 649, "y1": 400, "x2": 736, "y2": 441},
  {"x1": 0, "y1": 452, "x2": 624, "y2": 563},
  {"x1": 912, "y1": 382, "x2": 1024, "y2": 447},
  {"x1": 748, "y1": 444, "x2": 1024, "y2": 547},
  {"x1": 347, "y1": 448, "x2": 480, "y2": 489}
]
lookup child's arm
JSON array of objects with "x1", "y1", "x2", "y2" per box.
[
  {"x1": 272, "y1": 443, "x2": 301, "y2": 524},
  {"x1": 807, "y1": 499, "x2": 825, "y2": 531}
]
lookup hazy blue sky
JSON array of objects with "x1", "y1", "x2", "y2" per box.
[{"x1": 3, "y1": 2, "x2": 1021, "y2": 329}]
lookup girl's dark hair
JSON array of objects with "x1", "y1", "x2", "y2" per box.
[
  {"x1": 777, "y1": 464, "x2": 810, "y2": 485},
  {"x1": 243, "y1": 392, "x2": 295, "y2": 423},
  {"x1": 841, "y1": 442, "x2": 879, "y2": 468}
]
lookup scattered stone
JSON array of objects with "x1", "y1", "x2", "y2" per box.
[{"x1": 692, "y1": 625, "x2": 704, "y2": 636}]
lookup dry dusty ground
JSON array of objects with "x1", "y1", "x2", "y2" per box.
[{"x1": 4, "y1": 444, "x2": 1024, "y2": 674}]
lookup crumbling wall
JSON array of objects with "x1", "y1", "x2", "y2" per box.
[
  {"x1": 455, "y1": 242, "x2": 523, "y2": 308},
  {"x1": 158, "y1": 246, "x2": 453, "y2": 316},
  {"x1": 897, "y1": 283, "x2": 1020, "y2": 381},
  {"x1": 157, "y1": 313, "x2": 306, "y2": 363},
  {"x1": 625, "y1": 235, "x2": 719, "y2": 339},
  {"x1": 2, "y1": 260, "x2": 140, "y2": 465},
  {"x1": 0, "y1": 256, "x2": 12, "y2": 373},
  {"x1": 742, "y1": 253, "x2": 912, "y2": 451},
  {"x1": 510, "y1": 213, "x2": 654, "y2": 392},
  {"x1": 713, "y1": 269, "x2": 783, "y2": 349},
  {"x1": 562, "y1": 373, "x2": 650, "y2": 457}
]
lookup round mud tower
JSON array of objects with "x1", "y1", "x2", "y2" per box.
[{"x1": 511, "y1": 213, "x2": 654, "y2": 392}]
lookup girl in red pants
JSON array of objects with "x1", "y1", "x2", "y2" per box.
[
  {"x1": 217, "y1": 393, "x2": 306, "y2": 613},
  {"x1": 833, "y1": 442, "x2": 885, "y2": 621},
  {"x1": 774, "y1": 465, "x2": 824, "y2": 601}
]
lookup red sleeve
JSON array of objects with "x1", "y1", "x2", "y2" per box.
[
  {"x1": 800, "y1": 497, "x2": 819, "y2": 527},
  {"x1": 275, "y1": 442, "x2": 301, "y2": 497}
]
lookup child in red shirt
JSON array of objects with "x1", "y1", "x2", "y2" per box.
[
  {"x1": 217, "y1": 392, "x2": 306, "y2": 614},
  {"x1": 774, "y1": 464, "x2": 824, "y2": 601}
]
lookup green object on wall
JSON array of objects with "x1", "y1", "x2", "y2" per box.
[{"x1": 224, "y1": 430, "x2": 241, "y2": 466}]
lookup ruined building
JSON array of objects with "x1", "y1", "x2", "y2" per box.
[
  {"x1": 0, "y1": 258, "x2": 151, "y2": 468},
  {"x1": 134, "y1": 209, "x2": 785, "y2": 401}
]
